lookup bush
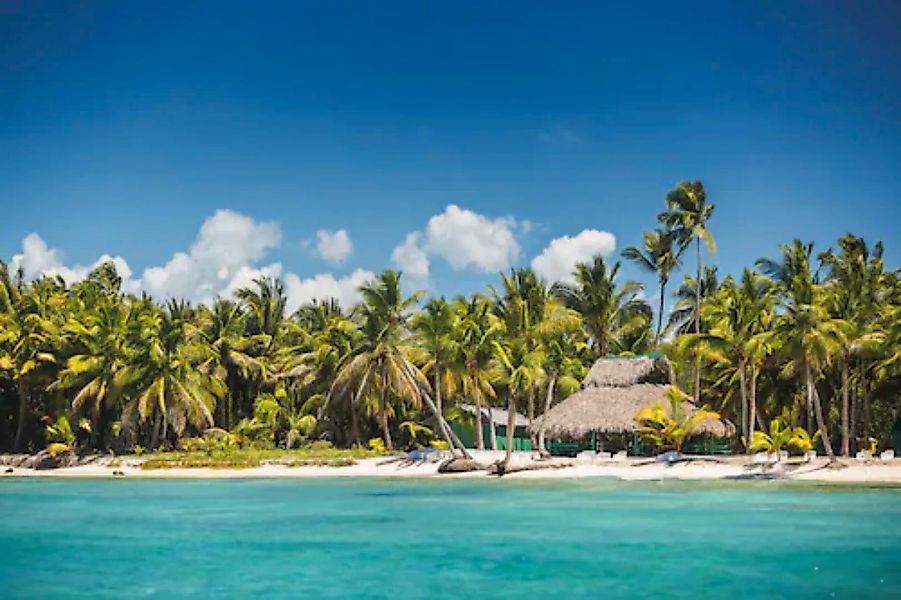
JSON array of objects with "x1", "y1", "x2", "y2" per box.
[
  {"x1": 307, "y1": 440, "x2": 334, "y2": 452},
  {"x1": 368, "y1": 438, "x2": 386, "y2": 453}
]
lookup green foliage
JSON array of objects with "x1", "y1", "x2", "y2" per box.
[
  {"x1": 746, "y1": 416, "x2": 819, "y2": 456},
  {"x1": 634, "y1": 388, "x2": 721, "y2": 452},
  {"x1": 367, "y1": 437, "x2": 387, "y2": 453}
]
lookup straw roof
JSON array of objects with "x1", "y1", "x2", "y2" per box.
[
  {"x1": 583, "y1": 355, "x2": 674, "y2": 387},
  {"x1": 531, "y1": 356, "x2": 732, "y2": 438}
]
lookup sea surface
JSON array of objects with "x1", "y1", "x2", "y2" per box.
[{"x1": 1, "y1": 477, "x2": 899, "y2": 599}]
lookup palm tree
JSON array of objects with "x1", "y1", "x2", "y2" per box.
[
  {"x1": 491, "y1": 269, "x2": 579, "y2": 444},
  {"x1": 667, "y1": 266, "x2": 719, "y2": 337},
  {"x1": 537, "y1": 334, "x2": 586, "y2": 453},
  {"x1": 119, "y1": 303, "x2": 224, "y2": 448},
  {"x1": 410, "y1": 297, "x2": 458, "y2": 418},
  {"x1": 187, "y1": 299, "x2": 268, "y2": 428},
  {"x1": 680, "y1": 270, "x2": 773, "y2": 446},
  {"x1": 760, "y1": 242, "x2": 849, "y2": 461},
  {"x1": 819, "y1": 235, "x2": 888, "y2": 456},
  {"x1": 659, "y1": 180, "x2": 716, "y2": 403},
  {"x1": 621, "y1": 229, "x2": 680, "y2": 347},
  {"x1": 0, "y1": 268, "x2": 64, "y2": 452},
  {"x1": 634, "y1": 387, "x2": 720, "y2": 452},
  {"x1": 551, "y1": 256, "x2": 651, "y2": 358},
  {"x1": 452, "y1": 295, "x2": 501, "y2": 450},
  {"x1": 490, "y1": 337, "x2": 545, "y2": 472}
]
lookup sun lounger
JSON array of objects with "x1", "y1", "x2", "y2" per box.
[
  {"x1": 880, "y1": 449, "x2": 895, "y2": 462},
  {"x1": 752, "y1": 452, "x2": 775, "y2": 464},
  {"x1": 611, "y1": 451, "x2": 627, "y2": 463},
  {"x1": 805, "y1": 450, "x2": 817, "y2": 463},
  {"x1": 656, "y1": 451, "x2": 683, "y2": 464},
  {"x1": 596, "y1": 451, "x2": 612, "y2": 462},
  {"x1": 855, "y1": 450, "x2": 872, "y2": 463},
  {"x1": 576, "y1": 450, "x2": 596, "y2": 463}
]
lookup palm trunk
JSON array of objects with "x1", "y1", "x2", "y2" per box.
[
  {"x1": 850, "y1": 365, "x2": 858, "y2": 452},
  {"x1": 538, "y1": 375, "x2": 556, "y2": 453},
  {"x1": 597, "y1": 326, "x2": 607, "y2": 358},
  {"x1": 527, "y1": 386, "x2": 537, "y2": 448},
  {"x1": 841, "y1": 358, "x2": 850, "y2": 457},
  {"x1": 396, "y1": 355, "x2": 470, "y2": 459},
  {"x1": 694, "y1": 236, "x2": 702, "y2": 404},
  {"x1": 488, "y1": 405, "x2": 498, "y2": 450},
  {"x1": 748, "y1": 363, "x2": 758, "y2": 440},
  {"x1": 862, "y1": 365, "x2": 870, "y2": 439},
  {"x1": 807, "y1": 363, "x2": 835, "y2": 461},
  {"x1": 14, "y1": 385, "x2": 28, "y2": 452},
  {"x1": 502, "y1": 393, "x2": 517, "y2": 472},
  {"x1": 738, "y1": 361, "x2": 748, "y2": 450},
  {"x1": 473, "y1": 377, "x2": 485, "y2": 451},
  {"x1": 434, "y1": 367, "x2": 442, "y2": 419},
  {"x1": 351, "y1": 369, "x2": 372, "y2": 448},
  {"x1": 655, "y1": 280, "x2": 667, "y2": 348},
  {"x1": 378, "y1": 375, "x2": 393, "y2": 451}
]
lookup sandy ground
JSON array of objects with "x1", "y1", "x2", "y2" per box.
[{"x1": 3, "y1": 451, "x2": 901, "y2": 483}]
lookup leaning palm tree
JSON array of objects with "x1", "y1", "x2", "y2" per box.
[
  {"x1": 659, "y1": 181, "x2": 716, "y2": 402},
  {"x1": 551, "y1": 255, "x2": 651, "y2": 358},
  {"x1": 621, "y1": 229, "x2": 681, "y2": 347}
]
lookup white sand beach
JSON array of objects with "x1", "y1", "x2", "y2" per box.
[{"x1": 4, "y1": 451, "x2": 901, "y2": 483}]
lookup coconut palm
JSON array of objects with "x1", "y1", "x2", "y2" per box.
[
  {"x1": 410, "y1": 297, "x2": 459, "y2": 418},
  {"x1": 452, "y1": 295, "x2": 501, "y2": 450},
  {"x1": 621, "y1": 229, "x2": 681, "y2": 347},
  {"x1": 679, "y1": 270, "x2": 774, "y2": 446},
  {"x1": 490, "y1": 337, "x2": 545, "y2": 471},
  {"x1": 747, "y1": 415, "x2": 818, "y2": 458},
  {"x1": 819, "y1": 235, "x2": 888, "y2": 455},
  {"x1": 667, "y1": 266, "x2": 719, "y2": 337},
  {"x1": 660, "y1": 181, "x2": 716, "y2": 403},
  {"x1": 760, "y1": 242, "x2": 850, "y2": 461},
  {"x1": 551, "y1": 256, "x2": 651, "y2": 358}
]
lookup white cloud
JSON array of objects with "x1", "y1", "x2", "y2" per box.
[
  {"x1": 531, "y1": 229, "x2": 617, "y2": 284},
  {"x1": 314, "y1": 229, "x2": 353, "y2": 264},
  {"x1": 221, "y1": 263, "x2": 284, "y2": 300},
  {"x1": 11, "y1": 233, "x2": 137, "y2": 291},
  {"x1": 388, "y1": 205, "x2": 525, "y2": 284},
  {"x1": 391, "y1": 232, "x2": 430, "y2": 281},
  {"x1": 140, "y1": 209, "x2": 282, "y2": 303},
  {"x1": 284, "y1": 268, "x2": 375, "y2": 313}
]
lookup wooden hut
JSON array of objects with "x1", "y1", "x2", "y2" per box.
[{"x1": 531, "y1": 355, "x2": 731, "y2": 454}]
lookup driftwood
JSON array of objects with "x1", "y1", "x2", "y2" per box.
[
  {"x1": 437, "y1": 457, "x2": 487, "y2": 473},
  {"x1": 489, "y1": 458, "x2": 574, "y2": 476}
]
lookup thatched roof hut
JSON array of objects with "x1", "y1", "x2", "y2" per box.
[{"x1": 531, "y1": 356, "x2": 732, "y2": 439}]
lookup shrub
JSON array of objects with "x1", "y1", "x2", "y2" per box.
[{"x1": 367, "y1": 438, "x2": 386, "y2": 453}]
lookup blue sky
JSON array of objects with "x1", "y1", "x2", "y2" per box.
[{"x1": 2, "y1": 1, "x2": 899, "y2": 309}]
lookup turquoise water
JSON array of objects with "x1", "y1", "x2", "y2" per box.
[{"x1": 1, "y1": 478, "x2": 899, "y2": 598}]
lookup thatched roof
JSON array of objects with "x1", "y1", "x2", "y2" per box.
[
  {"x1": 531, "y1": 356, "x2": 733, "y2": 438},
  {"x1": 583, "y1": 355, "x2": 674, "y2": 388}
]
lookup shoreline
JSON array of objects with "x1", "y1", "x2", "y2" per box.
[{"x1": 3, "y1": 453, "x2": 901, "y2": 484}]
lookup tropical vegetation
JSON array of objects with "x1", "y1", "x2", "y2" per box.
[{"x1": 1, "y1": 181, "x2": 899, "y2": 463}]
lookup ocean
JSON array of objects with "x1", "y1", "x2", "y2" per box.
[{"x1": 1, "y1": 477, "x2": 899, "y2": 598}]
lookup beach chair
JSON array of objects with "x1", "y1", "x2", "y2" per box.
[
  {"x1": 880, "y1": 449, "x2": 895, "y2": 462},
  {"x1": 805, "y1": 450, "x2": 817, "y2": 463},
  {"x1": 611, "y1": 450, "x2": 627, "y2": 463},
  {"x1": 855, "y1": 450, "x2": 872, "y2": 463},
  {"x1": 752, "y1": 452, "x2": 773, "y2": 464},
  {"x1": 596, "y1": 451, "x2": 612, "y2": 462}
]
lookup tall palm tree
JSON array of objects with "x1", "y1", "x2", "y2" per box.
[
  {"x1": 621, "y1": 229, "x2": 680, "y2": 348},
  {"x1": 491, "y1": 269, "x2": 579, "y2": 444},
  {"x1": 667, "y1": 266, "x2": 719, "y2": 337},
  {"x1": 537, "y1": 334, "x2": 587, "y2": 453},
  {"x1": 410, "y1": 297, "x2": 458, "y2": 418},
  {"x1": 759, "y1": 241, "x2": 849, "y2": 461},
  {"x1": 451, "y1": 295, "x2": 500, "y2": 450},
  {"x1": 490, "y1": 337, "x2": 545, "y2": 472},
  {"x1": 819, "y1": 235, "x2": 887, "y2": 456},
  {"x1": 659, "y1": 180, "x2": 716, "y2": 403},
  {"x1": 551, "y1": 256, "x2": 651, "y2": 358},
  {"x1": 680, "y1": 270, "x2": 773, "y2": 446}
]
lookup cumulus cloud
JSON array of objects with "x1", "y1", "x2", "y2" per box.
[
  {"x1": 314, "y1": 229, "x2": 353, "y2": 264},
  {"x1": 284, "y1": 268, "x2": 375, "y2": 313},
  {"x1": 140, "y1": 209, "x2": 282, "y2": 303},
  {"x1": 391, "y1": 205, "x2": 521, "y2": 280},
  {"x1": 391, "y1": 232, "x2": 430, "y2": 281},
  {"x1": 11, "y1": 233, "x2": 137, "y2": 292},
  {"x1": 531, "y1": 229, "x2": 617, "y2": 284}
]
